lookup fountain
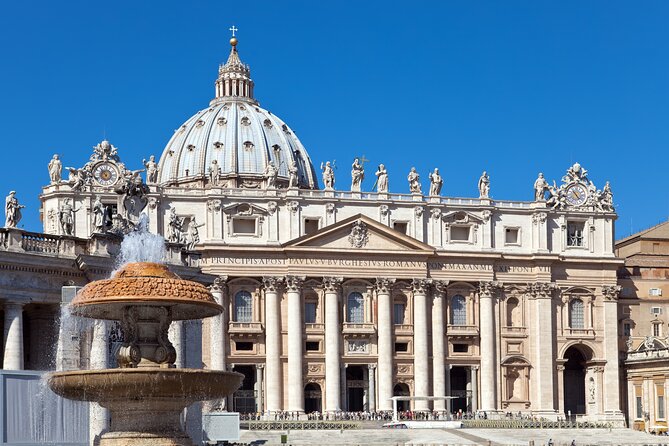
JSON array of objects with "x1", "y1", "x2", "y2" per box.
[{"x1": 47, "y1": 259, "x2": 243, "y2": 445}]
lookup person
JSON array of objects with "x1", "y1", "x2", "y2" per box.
[
  {"x1": 143, "y1": 155, "x2": 158, "y2": 184},
  {"x1": 533, "y1": 173, "x2": 549, "y2": 201},
  {"x1": 4, "y1": 191, "x2": 24, "y2": 228},
  {"x1": 288, "y1": 160, "x2": 298, "y2": 188},
  {"x1": 478, "y1": 171, "x2": 490, "y2": 198},
  {"x1": 321, "y1": 161, "x2": 335, "y2": 189},
  {"x1": 351, "y1": 158, "x2": 364, "y2": 192},
  {"x1": 407, "y1": 167, "x2": 421, "y2": 194},
  {"x1": 59, "y1": 198, "x2": 80, "y2": 235},
  {"x1": 375, "y1": 164, "x2": 388, "y2": 193},
  {"x1": 428, "y1": 168, "x2": 443, "y2": 196},
  {"x1": 48, "y1": 154, "x2": 62, "y2": 184}
]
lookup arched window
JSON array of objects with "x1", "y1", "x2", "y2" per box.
[
  {"x1": 451, "y1": 295, "x2": 467, "y2": 326},
  {"x1": 506, "y1": 297, "x2": 520, "y2": 327},
  {"x1": 234, "y1": 291, "x2": 253, "y2": 322},
  {"x1": 347, "y1": 292, "x2": 364, "y2": 323},
  {"x1": 569, "y1": 298, "x2": 584, "y2": 329}
]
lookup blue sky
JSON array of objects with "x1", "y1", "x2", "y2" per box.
[{"x1": 0, "y1": 1, "x2": 667, "y2": 238}]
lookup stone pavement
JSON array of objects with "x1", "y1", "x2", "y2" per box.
[{"x1": 240, "y1": 428, "x2": 669, "y2": 445}]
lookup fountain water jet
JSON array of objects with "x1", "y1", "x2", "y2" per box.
[{"x1": 48, "y1": 236, "x2": 242, "y2": 446}]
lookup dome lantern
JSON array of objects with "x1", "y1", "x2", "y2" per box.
[{"x1": 213, "y1": 28, "x2": 255, "y2": 105}]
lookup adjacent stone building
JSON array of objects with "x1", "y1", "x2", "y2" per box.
[{"x1": 1, "y1": 34, "x2": 633, "y2": 425}]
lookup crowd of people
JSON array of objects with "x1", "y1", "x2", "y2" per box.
[{"x1": 238, "y1": 409, "x2": 535, "y2": 422}]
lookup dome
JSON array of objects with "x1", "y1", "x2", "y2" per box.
[{"x1": 157, "y1": 38, "x2": 318, "y2": 189}]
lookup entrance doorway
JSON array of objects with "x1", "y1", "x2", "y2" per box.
[
  {"x1": 393, "y1": 383, "x2": 411, "y2": 411},
  {"x1": 232, "y1": 365, "x2": 257, "y2": 413},
  {"x1": 346, "y1": 365, "x2": 366, "y2": 411},
  {"x1": 563, "y1": 346, "x2": 588, "y2": 416},
  {"x1": 304, "y1": 383, "x2": 322, "y2": 413},
  {"x1": 450, "y1": 366, "x2": 469, "y2": 413}
]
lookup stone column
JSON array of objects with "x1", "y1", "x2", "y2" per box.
[
  {"x1": 375, "y1": 278, "x2": 395, "y2": 411},
  {"x1": 602, "y1": 285, "x2": 623, "y2": 417},
  {"x1": 3, "y1": 303, "x2": 24, "y2": 370},
  {"x1": 368, "y1": 364, "x2": 377, "y2": 412},
  {"x1": 432, "y1": 281, "x2": 448, "y2": 411},
  {"x1": 56, "y1": 287, "x2": 83, "y2": 371},
  {"x1": 478, "y1": 281, "x2": 501, "y2": 413},
  {"x1": 529, "y1": 282, "x2": 557, "y2": 416},
  {"x1": 556, "y1": 362, "x2": 566, "y2": 415},
  {"x1": 168, "y1": 321, "x2": 185, "y2": 368},
  {"x1": 263, "y1": 277, "x2": 283, "y2": 413},
  {"x1": 470, "y1": 366, "x2": 479, "y2": 413},
  {"x1": 89, "y1": 320, "x2": 109, "y2": 445},
  {"x1": 256, "y1": 364, "x2": 264, "y2": 412},
  {"x1": 323, "y1": 277, "x2": 343, "y2": 412},
  {"x1": 208, "y1": 276, "x2": 228, "y2": 373},
  {"x1": 412, "y1": 279, "x2": 431, "y2": 411},
  {"x1": 286, "y1": 276, "x2": 305, "y2": 413},
  {"x1": 445, "y1": 364, "x2": 451, "y2": 414}
]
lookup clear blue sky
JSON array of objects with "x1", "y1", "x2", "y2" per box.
[{"x1": 1, "y1": 1, "x2": 667, "y2": 238}]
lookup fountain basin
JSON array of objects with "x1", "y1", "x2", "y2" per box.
[{"x1": 48, "y1": 368, "x2": 243, "y2": 403}]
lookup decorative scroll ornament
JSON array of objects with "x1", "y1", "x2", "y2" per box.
[
  {"x1": 478, "y1": 281, "x2": 503, "y2": 297},
  {"x1": 545, "y1": 162, "x2": 614, "y2": 212},
  {"x1": 348, "y1": 220, "x2": 369, "y2": 248},
  {"x1": 601, "y1": 284, "x2": 621, "y2": 301},
  {"x1": 322, "y1": 276, "x2": 343, "y2": 293},
  {"x1": 527, "y1": 282, "x2": 558, "y2": 298},
  {"x1": 262, "y1": 276, "x2": 283, "y2": 292}
]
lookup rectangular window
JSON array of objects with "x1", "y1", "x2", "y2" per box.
[
  {"x1": 453, "y1": 343, "x2": 468, "y2": 353},
  {"x1": 567, "y1": 221, "x2": 585, "y2": 247},
  {"x1": 304, "y1": 302, "x2": 317, "y2": 324},
  {"x1": 233, "y1": 218, "x2": 256, "y2": 235},
  {"x1": 650, "y1": 288, "x2": 663, "y2": 297},
  {"x1": 505, "y1": 228, "x2": 520, "y2": 245},
  {"x1": 394, "y1": 342, "x2": 408, "y2": 352},
  {"x1": 636, "y1": 396, "x2": 643, "y2": 419},
  {"x1": 235, "y1": 341, "x2": 253, "y2": 351},
  {"x1": 451, "y1": 226, "x2": 471, "y2": 242},
  {"x1": 393, "y1": 303, "x2": 405, "y2": 325},
  {"x1": 659, "y1": 395, "x2": 665, "y2": 419},
  {"x1": 304, "y1": 218, "x2": 319, "y2": 235},
  {"x1": 393, "y1": 222, "x2": 408, "y2": 234},
  {"x1": 623, "y1": 323, "x2": 631, "y2": 337},
  {"x1": 654, "y1": 323, "x2": 662, "y2": 337},
  {"x1": 305, "y1": 341, "x2": 320, "y2": 352}
]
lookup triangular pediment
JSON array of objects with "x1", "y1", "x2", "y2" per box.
[{"x1": 284, "y1": 214, "x2": 435, "y2": 254}]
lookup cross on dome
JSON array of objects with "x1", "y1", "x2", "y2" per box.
[{"x1": 229, "y1": 25, "x2": 238, "y2": 37}]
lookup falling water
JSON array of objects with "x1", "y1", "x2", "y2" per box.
[{"x1": 117, "y1": 212, "x2": 167, "y2": 266}]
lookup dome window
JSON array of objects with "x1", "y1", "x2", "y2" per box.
[
  {"x1": 222, "y1": 104, "x2": 230, "y2": 111},
  {"x1": 243, "y1": 141, "x2": 254, "y2": 151},
  {"x1": 240, "y1": 117, "x2": 251, "y2": 126},
  {"x1": 263, "y1": 119, "x2": 273, "y2": 129},
  {"x1": 187, "y1": 144, "x2": 196, "y2": 152},
  {"x1": 196, "y1": 120, "x2": 205, "y2": 128},
  {"x1": 168, "y1": 150, "x2": 174, "y2": 157},
  {"x1": 239, "y1": 104, "x2": 247, "y2": 111},
  {"x1": 282, "y1": 124, "x2": 291, "y2": 134},
  {"x1": 217, "y1": 117, "x2": 227, "y2": 126},
  {"x1": 213, "y1": 141, "x2": 224, "y2": 150},
  {"x1": 272, "y1": 144, "x2": 281, "y2": 154}
]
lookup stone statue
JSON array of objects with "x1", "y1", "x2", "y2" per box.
[
  {"x1": 288, "y1": 160, "x2": 298, "y2": 188},
  {"x1": 208, "y1": 159, "x2": 221, "y2": 186},
  {"x1": 186, "y1": 216, "x2": 205, "y2": 250},
  {"x1": 264, "y1": 161, "x2": 278, "y2": 189},
  {"x1": 562, "y1": 162, "x2": 588, "y2": 184},
  {"x1": 117, "y1": 170, "x2": 149, "y2": 223},
  {"x1": 407, "y1": 167, "x2": 421, "y2": 194},
  {"x1": 4, "y1": 191, "x2": 24, "y2": 228},
  {"x1": 588, "y1": 378, "x2": 596, "y2": 402},
  {"x1": 59, "y1": 198, "x2": 80, "y2": 236},
  {"x1": 48, "y1": 154, "x2": 62, "y2": 184},
  {"x1": 599, "y1": 181, "x2": 613, "y2": 211},
  {"x1": 626, "y1": 338, "x2": 634, "y2": 352},
  {"x1": 351, "y1": 158, "x2": 364, "y2": 192},
  {"x1": 321, "y1": 161, "x2": 335, "y2": 190},
  {"x1": 533, "y1": 173, "x2": 549, "y2": 201},
  {"x1": 92, "y1": 196, "x2": 111, "y2": 234},
  {"x1": 428, "y1": 168, "x2": 443, "y2": 196},
  {"x1": 375, "y1": 164, "x2": 388, "y2": 193},
  {"x1": 478, "y1": 171, "x2": 490, "y2": 198},
  {"x1": 143, "y1": 155, "x2": 158, "y2": 184},
  {"x1": 92, "y1": 140, "x2": 118, "y2": 161},
  {"x1": 167, "y1": 208, "x2": 185, "y2": 244},
  {"x1": 66, "y1": 167, "x2": 87, "y2": 192}
]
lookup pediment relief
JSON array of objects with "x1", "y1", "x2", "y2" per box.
[
  {"x1": 222, "y1": 202, "x2": 269, "y2": 217},
  {"x1": 285, "y1": 214, "x2": 434, "y2": 254},
  {"x1": 442, "y1": 210, "x2": 485, "y2": 226}
]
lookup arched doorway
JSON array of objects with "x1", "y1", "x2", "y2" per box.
[
  {"x1": 393, "y1": 383, "x2": 410, "y2": 411},
  {"x1": 304, "y1": 383, "x2": 322, "y2": 413},
  {"x1": 563, "y1": 346, "x2": 589, "y2": 416}
]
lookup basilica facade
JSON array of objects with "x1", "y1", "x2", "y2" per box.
[{"x1": 6, "y1": 35, "x2": 626, "y2": 424}]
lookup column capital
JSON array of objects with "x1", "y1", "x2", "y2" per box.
[
  {"x1": 478, "y1": 281, "x2": 503, "y2": 298},
  {"x1": 601, "y1": 284, "x2": 621, "y2": 302},
  {"x1": 209, "y1": 275, "x2": 229, "y2": 293},
  {"x1": 262, "y1": 276, "x2": 283, "y2": 292},
  {"x1": 256, "y1": 363, "x2": 265, "y2": 370},
  {"x1": 411, "y1": 278, "x2": 432, "y2": 294},
  {"x1": 322, "y1": 276, "x2": 343, "y2": 293},
  {"x1": 470, "y1": 365, "x2": 479, "y2": 371},
  {"x1": 285, "y1": 275, "x2": 305, "y2": 292},
  {"x1": 526, "y1": 282, "x2": 558, "y2": 299},
  {"x1": 374, "y1": 278, "x2": 395, "y2": 294},
  {"x1": 433, "y1": 280, "x2": 450, "y2": 296},
  {"x1": 368, "y1": 363, "x2": 377, "y2": 370}
]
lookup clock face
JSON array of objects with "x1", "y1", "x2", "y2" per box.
[
  {"x1": 566, "y1": 184, "x2": 588, "y2": 206},
  {"x1": 93, "y1": 162, "x2": 119, "y2": 187}
]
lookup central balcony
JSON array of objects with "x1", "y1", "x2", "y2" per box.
[
  {"x1": 342, "y1": 323, "x2": 376, "y2": 335},
  {"x1": 228, "y1": 321, "x2": 264, "y2": 335}
]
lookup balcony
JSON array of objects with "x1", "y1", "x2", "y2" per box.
[
  {"x1": 564, "y1": 328, "x2": 596, "y2": 339},
  {"x1": 394, "y1": 324, "x2": 414, "y2": 335},
  {"x1": 501, "y1": 326, "x2": 527, "y2": 337},
  {"x1": 305, "y1": 323, "x2": 324, "y2": 333},
  {"x1": 342, "y1": 323, "x2": 376, "y2": 335},
  {"x1": 446, "y1": 324, "x2": 479, "y2": 338},
  {"x1": 228, "y1": 321, "x2": 264, "y2": 335}
]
